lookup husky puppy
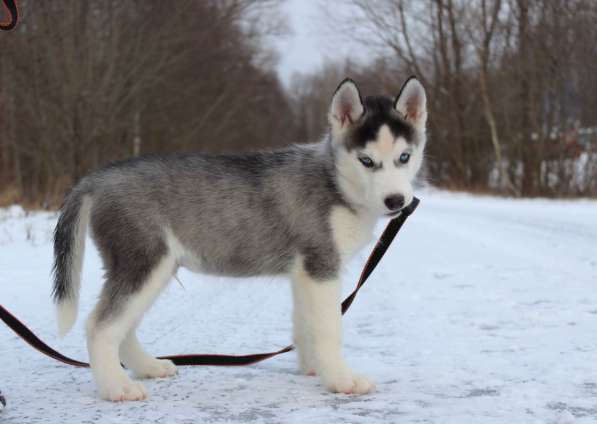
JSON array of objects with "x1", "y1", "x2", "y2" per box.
[{"x1": 52, "y1": 77, "x2": 427, "y2": 401}]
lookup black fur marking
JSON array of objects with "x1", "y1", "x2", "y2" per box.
[
  {"x1": 52, "y1": 189, "x2": 84, "y2": 302},
  {"x1": 345, "y1": 96, "x2": 415, "y2": 151}
]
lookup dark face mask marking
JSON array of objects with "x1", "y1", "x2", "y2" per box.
[{"x1": 344, "y1": 96, "x2": 415, "y2": 151}]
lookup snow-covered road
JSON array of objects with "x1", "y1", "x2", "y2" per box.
[{"x1": 1, "y1": 191, "x2": 596, "y2": 423}]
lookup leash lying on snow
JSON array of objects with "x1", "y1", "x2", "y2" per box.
[{"x1": 0, "y1": 197, "x2": 419, "y2": 368}]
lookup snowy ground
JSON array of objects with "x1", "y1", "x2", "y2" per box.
[{"x1": 1, "y1": 190, "x2": 596, "y2": 423}]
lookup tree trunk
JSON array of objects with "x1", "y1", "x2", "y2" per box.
[
  {"x1": 517, "y1": 0, "x2": 537, "y2": 196},
  {"x1": 133, "y1": 110, "x2": 141, "y2": 157}
]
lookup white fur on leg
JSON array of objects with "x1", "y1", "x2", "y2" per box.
[
  {"x1": 120, "y1": 332, "x2": 177, "y2": 379},
  {"x1": 87, "y1": 254, "x2": 175, "y2": 401},
  {"x1": 292, "y1": 262, "x2": 375, "y2": 395},
  {"x1": 87, "y1": 317, "x2": 148, "y2": 401},
  {"x1": 291, "y1": 289, "x2": 317, "y2": 376}
]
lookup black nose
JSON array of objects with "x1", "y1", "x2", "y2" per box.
[{"x1": 384, "y1": 194, "x2": 405, "y2": 211}]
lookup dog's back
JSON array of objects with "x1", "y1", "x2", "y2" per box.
[{"x1": 86, "y1": 145, "x2": 344, "y2": 273}]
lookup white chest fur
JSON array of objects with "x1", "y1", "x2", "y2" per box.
[{"x1": 329, "y1": 206, "x2": 377, "y2": 264}]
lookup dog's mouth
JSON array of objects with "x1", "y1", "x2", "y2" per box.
[{"x1": 385, "y1": 209, "x2": 402, "y2": 217}]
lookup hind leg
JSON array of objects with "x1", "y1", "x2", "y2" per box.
[
  {"x1": 87, "y1": 254, "x2": 175, "y2": 401},
  {"x1": 120, "y1": 332, "x2": 177, "y2": 379}
]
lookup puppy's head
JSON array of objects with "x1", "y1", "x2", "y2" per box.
[{"x1": 329, "y1": 77, "x2": 427, "y2": 216}]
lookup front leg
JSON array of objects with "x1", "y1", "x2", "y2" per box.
[
  {"x1": 292, "y1": 264, "x2": 375, "y2": 395},
  {"x1": 292, "y1": 283, "x2": 317, "y2": 376}
]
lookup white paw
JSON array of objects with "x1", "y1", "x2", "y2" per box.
[
  {"x1": 299, "y1": 362, "x2": 317, "y2": 377},
  {"x1": 322, "y1": 371, "x2": 376, "y2": 395},
  {"x1": 297, "y1": 351, "x2": 317, "y2": 376},
  {"x1": 101, "y1": 379, "x2": 147, "y2": 402},
  {"x1": 133, "y1": 358, "x2": 177, "y2": 379}
]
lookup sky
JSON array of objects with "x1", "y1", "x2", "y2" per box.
[
  {"x1": 272, "y1": 0, "x2": 373, "y2": 87},
  {"x1": 273, "y1": 0, "x2": 330, "y2": 86}
]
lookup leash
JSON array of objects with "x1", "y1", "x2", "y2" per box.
[{"x1": 0, "y1": 198, "x2": 419, "y2": 368}]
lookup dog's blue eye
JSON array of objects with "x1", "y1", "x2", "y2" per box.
[
  {"x1": 358, "y1": 156, "x2": 375, "y2": 168},
  {"x1": 399, "y1": 153, "x2": 411, "y2": 164}
]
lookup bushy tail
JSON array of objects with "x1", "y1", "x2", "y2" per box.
[{"x1": 52, "y1": 188, "x2": 92, "y2": 336}]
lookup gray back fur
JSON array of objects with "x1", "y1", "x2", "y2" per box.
[{"x1": 56, "y1": 140, "x2": 349, "y2": 297}]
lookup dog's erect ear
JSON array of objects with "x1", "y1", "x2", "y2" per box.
[
  {"x1": 329, "y1": 78, "x2": 364, "y2": 133},
  {"x1": 395, "y1": 76, "x2": 427, "y2": 129}
]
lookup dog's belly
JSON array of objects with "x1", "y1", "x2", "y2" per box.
[
  {"x1": 181, "y1": 250, "x2": 293, "y2": 277},
  {"x1": 178, "y1": 250, "x2": 204, "y2": 273},
  {"x1": 168, "y1": 229, "x2": 293, "y2": 277}
]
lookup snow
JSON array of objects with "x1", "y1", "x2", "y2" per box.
[{"x1": 1, "y1": 191, "x2": 596, "y2": 423}]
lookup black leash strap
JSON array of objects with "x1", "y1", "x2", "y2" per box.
[
  {"x1": 0, "y1": 0, "x2": 19, "y2": 31},
  {"x1": 0, "y1": 198, "x2": 419, "y2": 368}
]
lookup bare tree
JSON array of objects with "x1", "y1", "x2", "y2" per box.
[
  {"x1": 0, "y1": 0, "x2": 291, "y2": 206},
  {"x1": 317, "y1": 0, "x2": 597, "y2": 196},
  {"x1": 465, "y1": 0, "x2": 518, "y2": 194}
]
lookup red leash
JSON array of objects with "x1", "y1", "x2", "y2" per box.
[{"x1": 0, "y1": 198, "x2": 419, "y2": 368}]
